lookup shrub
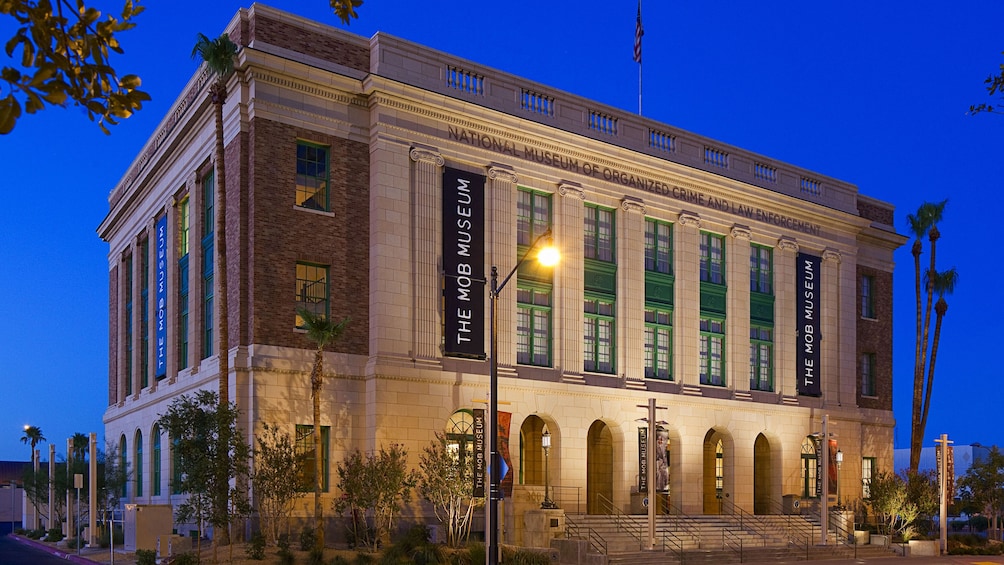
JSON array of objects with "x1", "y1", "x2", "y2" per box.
[
  {"x1": 173, "y1": 553, "x2": 201, "y2": 565},
  {"x1": 300, "y1": 525, "x2": 317, "y2": 551},
  {"x1": 353, "y1": 553, "x2": 375, "y2": 565},
  {"x1": 44, "y1": 528, "x2": 62, "y2": 542},
  {"x1": 278, "y1": 548, "x2": 296, "y2": 565},
  {"x1": 329, "y1": 556, "x2": 351, "y2": 565},
  {"x1": 309, "y1": 547, "x2": 326, "y2": 565},
  {"x1": 65, "y1": 537, "x2": 86, "y2": 549},
  {"x1": 136, "y1": 548, "x2": 157, "y2": 565},
  {"x1": 278, "y1": 533, "x2": 291, "y2": 552},
  {"x1": 246, "y1": 531, "x2": 266, "y2": 560}
]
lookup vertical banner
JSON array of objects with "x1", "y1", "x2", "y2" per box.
[
  {"x1": 499, "y1": 411, "x2": 513, "y2": 498},
  {"x1": 828, "y1": 439, "x2": 838, "y2": 497},
  {"x1": 472, "y1": 409, "x2": 486, "y2": 498},
  {"x1": 442, "y1": 167, "x2": 486, "y2": 358},
  {"x1": 936, "y1": 445, "x2": 956, "y2": 501},
  {"x1": 796, "y1": 252, "x2": 822, "y2": 396},
  {"x1": 638, "y1": 427, "x2": 648, "y2": 492},
  {"x1": 155, "y1": 215, "x2": 168, "y2": 379}
]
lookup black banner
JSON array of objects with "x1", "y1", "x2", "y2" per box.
[
  {"x1": 442, "y1": 167, "x2": 486, "y2": 358},
  {"x1": 472, "y1": 409, "x2": 486, "y2": 498},
  {"x1": 638, "y1": 427, "x2": 648, "y2": 492},
  {"x1": 796, "y1": 252, "x2": 821, "y2": 396}
]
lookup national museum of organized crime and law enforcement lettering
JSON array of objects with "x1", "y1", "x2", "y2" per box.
[{"x1": 98, "y1": 4, "x2": 906, "y2": 543}]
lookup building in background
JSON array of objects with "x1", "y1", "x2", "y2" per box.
[{"x1": 99, "y1": 5, "x2": 906, "y2": 541}]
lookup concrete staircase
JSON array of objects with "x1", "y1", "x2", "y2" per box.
[{"x1": 564, "y1": 513, "x2": 897, "y2": 565}]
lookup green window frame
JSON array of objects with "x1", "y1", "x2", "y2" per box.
[
  {"x1": 295, "y1": 263, "x2": 329, "y2": 327},
  {"x1": 202, "y1": 171, "x2": 214, "y2": 358},
  {"x1": 862, "y1": 457, "x2": 875, "y2": 498},
  {"x1": 715, "y1": 440, "x2": 724, "y2": 498},
  {"x1": 584, "y1": 295, "x2": 615, "y2": 374},
  {"x1": 699, "y1": 317, "x2": 725, "y2": 386},
  {"x1": 125, "y1": 254, "x2": 133, "y2": 396},
  {"x1": 750, "y1": 244, "x2": 772, "y2": 294},
  {"x1": 296, "y1": 141, "x2": 330, "y2": 211},
  {"x1": 801, "y1": 437, "x2": 817, "y2": 498},
  {"x1": 178, "y1": 196, "x2": 190, "y2": 370},
  {"x1": 135, "y1": 430, "x2": 143, "y2": 498},
  {"x1": 750, "y1": 325, "x2": 773, "y2": 391},
  {"x1": 152, "y1": 426, "x2": 161, "y2": 496},
  {"x1": 517, "y1": 283, "x2": 552, "y2": 367},
  {"x1": 517, "y1": 188, "x2": 552, "y2": 246},
  {"x1": 645, "y1": 219, "x2": 673, "y2": 275},
  {"x1": 446, "y1": 410, "x2": 474, "y2": 468},
  {"x1": 699, "y1": 231, "x2": 725, "y2": 284},
  {"x1": 861, "y1": 353, "x2": 876, "y2": 396},
  {"x1": 295, "y1": 424, "x2": 330, "y2": 492},
  {"x1": 861, "y1": 275, "x2": 875, "y2": 319},
  {"x1": 584, "y1": 204, "x2": 615, "y2": 262},
  {"x1": 140, "y1": 237, "x2": 149, "y2": 389},
  {"x1": 119, "y1": 435, "x2": 127, "y2": 498},
  {"x1": 644, "y1": 307, "x2": 673, "y2": 380}
]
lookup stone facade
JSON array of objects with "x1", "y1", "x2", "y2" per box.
[{"x1": 98, "y1": 5, "x2": 907, "y2": 542}]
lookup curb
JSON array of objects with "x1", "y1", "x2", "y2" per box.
[{"x1": 12, "y1": 534, "x2": 103, "y2": 564}]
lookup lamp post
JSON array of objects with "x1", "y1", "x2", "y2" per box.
[
  {"x1": 835, "y1": 449, "x2": 843, "y2": 508},
  {"x1": 487, "y1": 228, "x2": 558, "y2": 565},
  {"x1": 541, "y1": 428, "x2": 556, "y2": 509}
]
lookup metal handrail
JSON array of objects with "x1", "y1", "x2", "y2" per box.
[
  {"x1": 661, "y1": 529, "x2": 686, "y2": 565},
  {"x1": 663, "y1": 495, "x2": 703, "y2": 549},
  {"x1": 722, "y1": 528, "x2": 744, "y2": 562},
  {"x1": 595, "y1": 492, "x2": 646, "y2": 550},
  {"x1": 828, "y1": 508, "x2": 858, "y2": 559},
  {"x1": 766, "y1": 498, "x2": 812, "y2": 557},
  {"x1": 720, "y1": 497, "x2": 769, "y2": 547},
  {"x1": 564, "y1": 514, "x2": 607, "y2": 556}
]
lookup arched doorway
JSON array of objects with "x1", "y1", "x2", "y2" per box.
[
  {"x1": 800, "y1": 436, "x2": 818, "y2": 499},
  {"x1": 587, "y1": 420, "x2": 613, "y2": 514},
  {"x1": 519, "y1": 415, "x2": 546, "y2": 486},
  {"x1": 753, "y1": 433, "x2": 771, "y2": 514},
  {"x1": 703, "y1": 430, "x2": 727, "y2": 514}
]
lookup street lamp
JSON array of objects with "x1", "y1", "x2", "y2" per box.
[
  {"x1": 487, "y1": 228, "x2": 558, "y2": 565},
  {"x1": 541, "y1": 428, "x2": 556, "y2": 509},
  {"x1": 835, "y1": 449, "x2": 843, "y2": 508}
]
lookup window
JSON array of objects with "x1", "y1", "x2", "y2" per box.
[
  {"x1": 584, "y1": 296, "x2": 615, "y2": 373},
  {"x1": 699, "y1": 232, "x2": 725, "y2": 284},
  {"x1": 517, "y1": 285, "x2": 552, "y2": 366},
  {"x1": 645, "y1": 219, "x2": 673, "y2": 274},
  {"x1": 446, "y1": 410, "x2": 474, "y2": 467},
  {"x1": 861, "y1": 353, "x2": 876, "y2": 396},
  {"x1": 644, "y1": 307, "x2": 672, "y2": 380},
  {"x1": 750, "y1": 326, "x2": 773, "y2": 391},
  {"x1": 135, "y1": 431, "x2": 143, "y2": 498},
  {"x1": 295, "y1": 263, "x2": 329, "y2": 327},
  {"x1": 202, "y1": 171, "x2": 214, "y2": 358},
  {"x1": 140, "y1": 238, "x2": 149, "y2": 389},
  {"x1": 295, "y1": 425, "x2": 330, "y2": 492},
  {"x1": 699, "y1": 317, "x2": 725, "y2": 386},
  {"x1": 125, "y1": 254, "x2": 133, "y2": 396},
  {"x1": 517, "y1": 189, "x2": 551, "y2": 246},
  {"x1": 715, "y1": 440, "x2": 724, "y2": 498},
  {"x1": 584, "y1": 204, "x2": 614, "y2": 262},
  {"x1": 178, "y1": 197, "x2": 190, "y2": 370},
  {"x1": 296, "y1": 142, "x2": 330, "y2": 211},
  {"x1": 119, "y1": 435, "x2": 127, "y2": 499},
  {"x1": 862, "y1": 457, "x2": 875, "y2": 498},
  {"x1": 861, "y1": 275, "x2": 875, "y2": 318},
  {"x1": 152, "y1": 426, "x2": 161, "y2": 496},
  {"x1": 750, "y1": 244, "x2": 772, "y2": 294},
  {"x1": 801, "y1": 437, "x2": 817, "y2": 498}
]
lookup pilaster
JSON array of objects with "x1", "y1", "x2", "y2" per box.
[
  {"x1": 410, "y1": 147, "x2": 445, "y2": 364},
  {"x1": 675, "y1": 211, "x2": 702, "y2": 392},
  {"x1": 618, "y1": 196, "x2": 646, "y2": 387},
  {"x1": 728, "y1": 225, "x2": 751, "y2": 396},
  {"x1": 822, "y1": 248, "x2": 842, "y2": 406},
  {"x1": 776, "y1": 236, "x2": 799, "y2": 401},
  {"x1": 487, "y1": 164, "x2": 518, "y2": 371},
  {"x1": 556, "y1": 181, "x2": 585, "y2": 382}
]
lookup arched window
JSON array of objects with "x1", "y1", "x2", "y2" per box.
[
  {"x1": 715, "y1": 439, "x2": 724, "y2": 498},
  {"x1": 119, "y1": 435, "x2": 127, "y2": 499},
  {"x1": 152, "y1": 425, "x2": 161, "y2": 497},
  {"x1": 801, "y1": 436, "x2": 818, "y2": 498},
  {"x1": 135, "y1": 430, "x2": 143, "y2": 498},
  {"x1": 446, "y1": 410, "x2": 475, "y2": 466}
]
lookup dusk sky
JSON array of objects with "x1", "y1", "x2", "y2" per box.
[{"x1": 1, "y1": 1, "x2": 1000, "y2": 464}]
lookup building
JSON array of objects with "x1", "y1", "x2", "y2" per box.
[{"x1": 98, "y1": 4, "x2": 906, "y2": 542}]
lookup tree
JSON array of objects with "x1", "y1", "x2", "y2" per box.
[
  {"x1": 867, "y1": 470, "x2": 922, "y2": 540},
  {"x1": 959, "y1": 447, "x2": 1004, "y2": 540},
  {"x1": 156, "y1": 390, "x2": 251, "y2": 561},
  {"x1": 1, "y1": 1, "x2": 364, "y2": 134},
  {"x1": 251, "y1": 423, "x2": 304, "y2": 546},
  {"x1": 0, "y1": 0, "x2": 150, "y2": 134},
  {"x1": 20, "y1": 424, "x2": 45, "y2": 465},
  {"x1": 418, "y1": 432, "x2": 483, "y2": 547},
  {"x1": 970, "y1": 51, "x2": 1004, "y2": 115},
  {"x1": 916, "y1": 267, "x2": 958, "y2": 459},
  {"x1": 334, "y1": 444, "x2": 417, "y2": 551},
  {"x1": 297, "y1": 306, "x2": 349, "y2": 552},
  {"x1": 71, "y1": 432, "x2": 90, "y2": 461},
  {"x1": 907, "y1": 200, "x2": 951, "y2": 473}
]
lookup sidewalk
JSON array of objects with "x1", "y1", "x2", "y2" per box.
[{"x1": 11, "y1": 534, "x2": 138, "y2": 564}]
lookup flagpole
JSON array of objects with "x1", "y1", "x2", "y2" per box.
[
  {"x1": 635, "y1": 0, "x2": 644, "y2": 115},
  {"x1": 639, "y1": 53, "x2": 643, "y2": 115}
]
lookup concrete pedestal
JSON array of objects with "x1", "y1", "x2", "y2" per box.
[{"x1": 524, "y1": 508, "x2": 565, "y2": 548}]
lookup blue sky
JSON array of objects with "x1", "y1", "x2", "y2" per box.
[{"x1": 1, "y1": 1, "x2": 1000, "y2": 463}]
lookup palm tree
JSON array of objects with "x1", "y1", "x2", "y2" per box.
[
  {"x1": 906, "y1": 200, "x2": 947, "y2": 472},
  {"x1": 918, "y1": 267, "x2": 958, "y2": 456},
  {"x1": 192, "y1": 32, "x2": 239, "y2": 545},
  {"x1": 297, "y1": 307, "x2": 349, "y2": 553},
  {"x1": 20, "y1": 425, "x2": 45, "y2": 466},
  {"x1": 71, "y1": 432, "x2": 89, "y2": 462}
]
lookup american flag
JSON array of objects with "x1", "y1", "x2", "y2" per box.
[{"x1": 633, "y1": 1, "x2": 644, "y2": 64}]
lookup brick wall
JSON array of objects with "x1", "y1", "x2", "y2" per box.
[
  {"x1": 857, "y1": 199, "x2": 895, "y2": 227},
  {"x1": 249, "y1": 15, "x2": 370, "y2": 72},
  {"x1": 857, "y1": 266, "x2": 894, "y2": 411},
  {"x1": 247, "y1": 117, "x2": 369, "y2": 356}
]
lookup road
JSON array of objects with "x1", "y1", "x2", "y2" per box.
[{"x1": 0, "y1": 534, "x2": 81, "y2": 565}]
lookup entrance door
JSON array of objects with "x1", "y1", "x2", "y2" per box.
[
  {"x1": 753, "y1": 433, "x2": 771, "y2": 514},
  {"x1": 587, "y1": 420, "x2": 613, "y2": 514}
]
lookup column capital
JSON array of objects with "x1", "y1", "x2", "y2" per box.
[
  {"x1": 409, "y1": 147, "x2": 445, "y2": 166},
  {"x1": 730, "y1": 224, "x2": 752, "y2": 241},
  {"x1": 487, "y1": 164, "x2": 518, "y2": 184},
  {"x1": 678, "y1": 211, "x2": 701, "y2": 229},
  {"x1": 620, "y1": 195, "x2": 646, "y2": 214},
  {"x1": 777, "y1": 236, "x2": 799, "y2": 252},
  {"x1": 823, "y1": 248, "x2": 842, "y2": 263},
  {"x1": 558, "y1": 181, "x2": 585, "y2": 200}
]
